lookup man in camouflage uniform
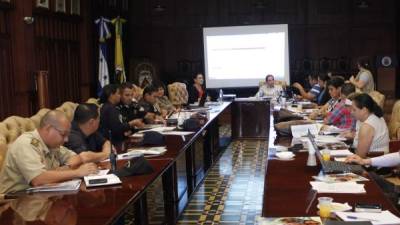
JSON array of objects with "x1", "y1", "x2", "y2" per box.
[{"x1": 0, "y1": 110, "x2": 98, "y2": 194}]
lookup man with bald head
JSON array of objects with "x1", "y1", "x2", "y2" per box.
[{"x1": 0, "y1": 110, "x2": 98, "y2": 194}]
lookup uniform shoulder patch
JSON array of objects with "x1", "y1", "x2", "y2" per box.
[{"x1": 30, "y1": 138, "x2": 40, "y2": 147}]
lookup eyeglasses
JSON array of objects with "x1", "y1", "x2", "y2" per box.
[{"x1": 51, "y1": 125, "x2": 70, "y2": 138}]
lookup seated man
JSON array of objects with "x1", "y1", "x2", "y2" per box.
[
  {"x1": 64, "y1": 103, "x2": 112, "y2": 162},
  {"x1": 0, "y1": 110, "x2": 98, "y2": 193},
  {"x1": 292, "y1": 74, "x2": 322, "y2": 101},
  {"x1": 255, "y1": 74, "x2": 283, "y2": 99},
  {"x1": 116, "y1": 83, "x2": 145, "y2": 128},
  {"x1": 139, "y1": 85, "x2": 164, "y2": 124}
]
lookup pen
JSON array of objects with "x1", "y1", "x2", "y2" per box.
[{"x1": 347, "y1": 216, "x2": 379, "y2": 221}]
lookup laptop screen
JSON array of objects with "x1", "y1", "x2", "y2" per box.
[{"x1": 307, "y1": 130, "x2": 323, "y2": 163}]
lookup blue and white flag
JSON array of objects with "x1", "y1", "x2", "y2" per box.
[{"x1": 95, "y1": 17, "x2": 111, "y2": 96}]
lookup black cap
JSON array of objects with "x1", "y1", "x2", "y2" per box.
[{"x1": 140, "y1": 131, "x2": 165, "y2": 146}]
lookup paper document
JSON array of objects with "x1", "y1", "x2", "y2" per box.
[
  {"x1": 127, "y1": 147, "x2": 167, "y2": 155},
  {"x1": 313, "y1": 173, "x2": 369, "y2": 183},
  {"x1": 291, "y1": 124, "x2": 319, "y2": 138},
  {"x1": 162, "y1": 131, "x2": 195, "y2": 136},
  {"x1": 321, "y1": 125, "x2": 348, "y2": 135},
  {"x1": 329, "y1": 150, "x2": 354, "y2": 157},
  {"x1": 315, "y1": 135, "x2": 346, "y2": 143},
  {"x1": 310, "y1": 181, "x2": 366, "y2": 193},
  {"x1": 84, "y1": 174, "x2": 122, "y2": 188},
  {"x1": 117, "y1": 151, "x2": 143, "y2": 160},
  {"x1": 138, "y1": 126, "x2": 176, "y2": 134},
  {"x1": 335, "y1": 210, "x2": 400, "y2": 225},
  {"x1": 26, "y1": 179, "x2": 81, "y2": 193}
]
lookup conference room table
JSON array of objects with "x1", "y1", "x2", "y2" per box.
[
  {"x1": 0, "y1": 102, "x2": 231, "y2": 225},
  {"x1": 262, "y1": 105, "x2": 400, "y2": 220}
]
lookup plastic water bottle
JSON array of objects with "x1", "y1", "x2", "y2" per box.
[
  {"x1": 218, "y1": 89, "x2": 223, "y2": 103},
  {"x1": 258, "y1": 91, "x2": 263, "y2": 99},
  {"x1": 306, "y1": 139, "x2": 317, "y2": 167}
]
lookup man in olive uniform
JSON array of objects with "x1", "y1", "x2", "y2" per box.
[{"x1": 0, "y1": 110, "x2": 98, "y2": 194}]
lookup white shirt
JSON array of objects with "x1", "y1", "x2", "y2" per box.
[
  {"x1": 353, "y1": 114, "x2": 389, "y2": 153},
  {"x1": 256, "y1": 84, "x2": 282, "y2": 99}
]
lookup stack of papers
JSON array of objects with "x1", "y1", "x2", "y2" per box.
[
  {"x1": 26, "y1": 179, "x2": 81, "y2": 193},
  {"x1": 84, "y1": 174, "x2": 121, "y2": 188},
  {"x1": 335, "y1": 210, "x2": 400, "y2": 225},
  {"x1": 310, "y1": 181, "x2": 366, "y2": 193}
]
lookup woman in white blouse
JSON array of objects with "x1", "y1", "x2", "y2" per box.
[{"x1": 350, "y1": 93, "x2": 389, "y2": 157}]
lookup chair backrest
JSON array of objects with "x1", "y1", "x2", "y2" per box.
[
  {"x1": 86, "y1": 98, "x2": 101, "y2": 107},
  {"x1": 258, "y1": 80, "x2": 287, "y2": 88},
  {"x1": 389, "y1": 100, "x2": 400, "y2": 140},
  {"x1": 368, "y1": 90, "x2": 385, "y2": 109},
  {"x1": 55, "y1": 101, "x2": 78, "y2": 122},
  {"x1": 168, "y1": 82, "x2": 188, "y2": 106}
]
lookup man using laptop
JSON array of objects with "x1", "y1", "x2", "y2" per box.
[{"x1": 0, "y1": 110, "x2": 98, "y2": 193}]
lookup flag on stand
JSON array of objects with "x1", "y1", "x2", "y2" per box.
[
  {"x1": 95, "y1": 17, "x2": 111, "y2": 96},
  {"x1": 112, "y1": 17, "x2": 127, "y2": 84}
]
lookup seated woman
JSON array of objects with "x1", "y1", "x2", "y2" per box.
[
  {"x1": 255, "y1": 74, "x2": 282, "y2": 99},
  {"x1": 349, "y1": 93, "x2": 389, "y2": 157},
  {"x1": 188, "y1": 73, "x2": 206, "y2": 104},
  {"x1": 99, "y1": 84, "x2": 136, "y2": 146},
  {"x1": 153, "y1": 81, "x2": 176, "y2": 116},
  {"x1": 324, "y1": 82, "x2": 356, "y2": 130}
]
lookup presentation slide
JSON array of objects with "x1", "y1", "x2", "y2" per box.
[{"x1": 203, "y1": 24, "x2": 290, "y2": 88}]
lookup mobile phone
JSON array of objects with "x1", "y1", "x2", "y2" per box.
[
  {"x1": 355, "y1": 203, "x2": 382, "y2": 212},
  {"x1": 88, "y1": 178, "x2": 108, "y2": 185}
]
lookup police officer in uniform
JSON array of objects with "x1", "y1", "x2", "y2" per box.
[
  {"x1": 0, "y1": 110, "x2": 98, "y2": 194},
  {"x1": 116, "y1": 83, "x2": 146, "y2": 128}
]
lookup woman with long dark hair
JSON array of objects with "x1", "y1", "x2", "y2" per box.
[
  {"x1": 349, "y1": 93, "x2": 388, "y2": 157},
  {"x1": 188, "y1": 73, "x2": 206, "y2": 104}
]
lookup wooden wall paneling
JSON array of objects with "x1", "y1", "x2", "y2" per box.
[
  {"x1": 307, "y1": 0, "x2": 349, "y2": 25},
  {"x1": 351, "y1": 0, "x2": 396, "y2": 24},
  {"x1": 274, "y1": 0, "x2": 305, "y2": 24},
  {"x1": 128, "y1": 0, "x2": 399, "y2": 96},
  {"x1": 0, "y1": 14, "x2": 15, "y2": 119},
  {"x1": 10, "y1": 0, "x2": 35, "y2": 117},
  {"x1": 79, "y1": 0, "x2": 93, "y2": 101}
]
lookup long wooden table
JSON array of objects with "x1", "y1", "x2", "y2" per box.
[
  {"x1": 262, "y1": 109, "x2": 400, "y2": 218},
  {"x1": 0, "y1": 102, "x2": 231, "y2": 225}
]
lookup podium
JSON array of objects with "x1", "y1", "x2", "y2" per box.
[{"x1": 231, "y1": 98, "x2": 270, "y2": 139}]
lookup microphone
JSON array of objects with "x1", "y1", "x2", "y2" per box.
[{"x1": 109, "y1": 130, "x2": 117, "y2": 173}]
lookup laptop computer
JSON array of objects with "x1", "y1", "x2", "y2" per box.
[
  {"x1": 307, "y1": 131, "x2": 364, "y2": 174},
  {"x1": 187, "y1": 94, "x2": 208, "y2": 110}
]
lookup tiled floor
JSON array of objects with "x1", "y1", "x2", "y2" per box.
[{"x1": 177, "y1": 139, "x2": 268, "y2": 225}]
